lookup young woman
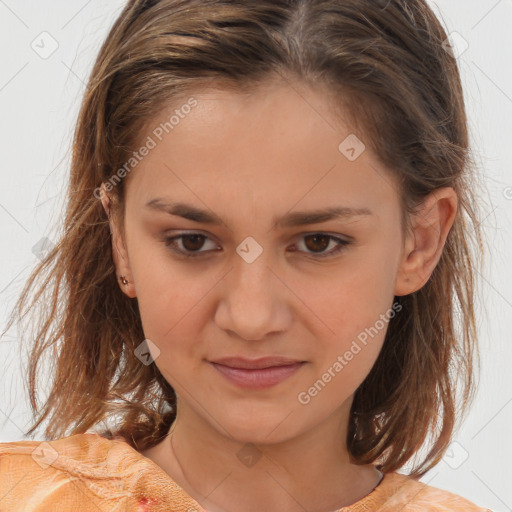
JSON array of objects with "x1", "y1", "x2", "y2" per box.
[{"x1": 0, "y1": 0, "x2": 491, "y2": 510}]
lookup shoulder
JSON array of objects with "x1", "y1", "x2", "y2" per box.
[
  {"x1": 374, "y1": 472, "x2": 493, "y2": 512},
  {"x1": 0, "y1": 432, "x2": 135, "y2": 479},
  {"x1": 0, "y1": 432, "x2": 202, "y2": 511},
  {"x1": 0, "y1": 433, "x2": 130, "y2": 510}
]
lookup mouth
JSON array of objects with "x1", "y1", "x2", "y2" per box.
[
  {"x1": 209, "y1": 356, "x2": 306, "y2": 370},
  {"x1": 208, "y1": 357, "x2": 306, "y2": 389}
]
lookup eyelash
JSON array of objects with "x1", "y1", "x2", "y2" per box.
[{"x1": 163, "y1": 232, "x2": 352, "y2": 259}]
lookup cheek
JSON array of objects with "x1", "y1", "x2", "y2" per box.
[
  {"x1": 133, "y1": 258, "x2": 214, "y2": 391},
  {"x1": 297, "y1": 280, "x2": 393, "y2": 410},
  {"x1": 127, "y1": 241, "x2": 205, "y2": 343},
  {"x1": 296, "y1": 251, "x2": 398, "y2": 380},
  {"x1": 298, "y1": 255, "x2": 396, "y2": 339},
  {"x1": 136, "y1": 272, "x2": 210, "y2": 346}
]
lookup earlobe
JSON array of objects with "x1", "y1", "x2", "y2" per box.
[
  {"x1": 394, "y1": 187, "x2": 458, "y2": 296},
  {"x1": 99, "y1": 183, "x2": 137, "y2": 299},
  {"x1": 117, "y1": 274, "x2": 136, "y2": 299}
]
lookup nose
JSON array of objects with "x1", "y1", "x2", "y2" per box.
[{"x1": 214, "y1": 244, "x2": 292, "y2": 341}]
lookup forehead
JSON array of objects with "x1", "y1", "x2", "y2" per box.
[{"x1": 125, "y1": 82, "x2": 400, "y2": 220}]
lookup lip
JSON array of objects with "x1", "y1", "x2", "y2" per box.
[
  {"x1": 209, "y1": 357, "x2": 306, "y2": 389},
  {"x1": 210, "y1": 356, "x2": 304, "y2": 369}
]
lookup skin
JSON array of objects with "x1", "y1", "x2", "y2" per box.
[{"x1": 100, "y1": 79, "x2": 457, "y2": 512}]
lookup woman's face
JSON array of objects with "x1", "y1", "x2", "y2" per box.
[{"x1": 110, "y1": 81, "x2": 409, "y2": 444}]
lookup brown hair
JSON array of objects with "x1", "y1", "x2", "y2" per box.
[{"x1": 3, "y1": 0, "x2": 488, "y2": 477}]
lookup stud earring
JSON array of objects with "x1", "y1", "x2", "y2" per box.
[{"x1": 120, "y1": 275, "x2": 128, "y2": 285}]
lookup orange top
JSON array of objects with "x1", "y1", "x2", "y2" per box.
[{"x1": 0, "y1": 433, "x2": 491, "y2": 512}]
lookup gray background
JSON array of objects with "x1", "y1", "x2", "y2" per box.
[{"x1": 0, "y1": 1, "x2": 511, "y2": 511}]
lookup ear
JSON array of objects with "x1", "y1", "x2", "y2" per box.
[
  {"x1": 99, "y1": 183, "x2": 137, "y2": 298},
  {"x1": 394, "y1": 187, "x2": 458, "y2": 296}
]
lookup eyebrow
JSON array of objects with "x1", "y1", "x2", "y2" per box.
[{"x1": 145, "y1": 198, "x2": 373, "y2": 229}]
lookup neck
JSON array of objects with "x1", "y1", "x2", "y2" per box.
[{"x1": 144, "y1": 400, "x2": 382, "y2": 512}]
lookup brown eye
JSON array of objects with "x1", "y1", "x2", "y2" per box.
[
  {"x1": 303, "y1": 234, "x2": 331, "y2": 253},
  {"x1": 163, "y1": 231, "x2": 351, "y2": 260},
  {"x1": 180, "y1": 234, "x2": 207, "y2": 251},
  {"x1": 295, "y1": 233, "x2": 352, "y2": 258},
  {"x1": 163, "y1": 232, "x2": 219, "y2": 258}
]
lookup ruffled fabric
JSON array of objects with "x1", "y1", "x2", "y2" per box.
[{"x1": 0, "y1": 433, "x2": 491, "y2": 511}]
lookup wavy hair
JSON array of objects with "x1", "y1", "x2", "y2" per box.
[{"x1": 3, "y1": 0, "x2": 487, "y2": 477}]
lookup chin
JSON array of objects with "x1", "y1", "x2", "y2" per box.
[{"x1": 213, "y1": 408, "x2": 302, "y2": 446}]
